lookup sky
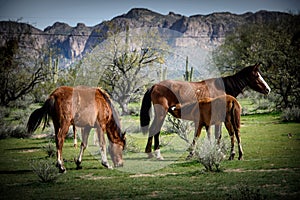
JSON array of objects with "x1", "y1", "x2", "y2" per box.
[{"x1": 0, "y1": 0, "x2": 299, "y2": 30}]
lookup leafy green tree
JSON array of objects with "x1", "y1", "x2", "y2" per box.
[{"x1": 213, "y1": 14, "x2": 300, "y2": 108}]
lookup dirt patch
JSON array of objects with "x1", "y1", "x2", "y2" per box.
[
  {"x1": 19, "y1": 149, "x2": 40, "y2": 153},
  {"x1": 79, "y1": 173, "x2": 113, "y2": 180},
  {"x1": 129, "y1": 172, "x2": 179, "y2": 178},
  {"x1": 30, "y1": 134, "x2": 49, "y2": 139}
]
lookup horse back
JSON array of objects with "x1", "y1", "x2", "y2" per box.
[
  {"x1": 152, "y1": 79, "x2": 226, "y2": 107},
  {"x1": 49, "y1": 86, "x2": 111, "y2": 128}
]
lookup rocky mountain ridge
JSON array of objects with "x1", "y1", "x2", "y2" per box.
[{"x1": 0, "y1": 8, "x2": 291, "y2": 64}]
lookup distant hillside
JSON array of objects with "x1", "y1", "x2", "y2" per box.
[{"x1": 0, "y1": 8, "x2": 291, "y2": 68}]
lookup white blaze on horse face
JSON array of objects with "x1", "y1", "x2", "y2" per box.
[{"x1": 258, "y1": 72, "x2": 271, "y2": 94}]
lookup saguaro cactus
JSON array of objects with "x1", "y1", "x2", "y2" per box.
[{"x1": 183, "y1": 56, "x2": 193, "y2": 81}]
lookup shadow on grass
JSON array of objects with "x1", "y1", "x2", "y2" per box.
[{"x1": 0, "y1": 169, "x2": 32, "y2": 174}]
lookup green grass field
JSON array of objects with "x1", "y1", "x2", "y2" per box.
[{"x1": 0, "y1": 112, "x2": 299, "y2": 199}]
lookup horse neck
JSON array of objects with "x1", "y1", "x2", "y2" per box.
[
  {"x1": 106, "y1": 103, "x2": 123, "y2": 145},
  {"x1": 107, "y1": 119, "x2": 123, "y2": 144},
  {"x1": 98, "y1": 88, "x2": 123, "y2": 145},
  {"x1": 222, "y1": 73, "x2": 247, "y2": 97}
]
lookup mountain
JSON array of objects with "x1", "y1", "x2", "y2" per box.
[{"x1": 0, "y1": 8, "x2": 291, "y2": 67}]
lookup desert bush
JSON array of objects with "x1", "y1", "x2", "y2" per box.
[
  {"x1": 0, "y1": 106, "x2": 32, "y2": 139},
  {"x1": 41, "y1": 141, "x2": 56, "y2": 157},
  {"x1": 30, "y1": 159, "x2": 60, "y2": 183},
  {"x1": 165, "y1": 114, "x2": 193, "y2": 143},
  {"x1": 124, "y1": 137, "x2": 141, "y2": 153},
  {"x1": 0, "y1": 122, "x2": 30, "y2": 139},
  {"x1": 281, "y1": 106, "x2": 300, "y2": 122},
  {"x1": 194, "y1": 137, "x2": 229, "y2": 171}
]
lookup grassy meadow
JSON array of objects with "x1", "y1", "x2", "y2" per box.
[{"x1": 0, "y1": 101, "x2": 299, "y2": 199}]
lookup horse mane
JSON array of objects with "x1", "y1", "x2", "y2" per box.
[
  {"x1": 97, "y1": 87, "x2": 111, "y2": 102},
  {"x1": 221, "y1": 69, "x2": 248, "y2": 97},
  {"x1": 96, "y1": 87, "x2": 123, "y2": 142}
]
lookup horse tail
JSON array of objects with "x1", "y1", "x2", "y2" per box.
[
  {"x1": 140, "y1": 87, "x2": 153, "y2": 133},
  {"x1": 27, "y1": 97, "x2": 54, "y2": 134}
]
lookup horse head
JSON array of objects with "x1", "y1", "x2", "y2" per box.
[
  {"x1": 244, "y1": 63, "x2": 271, "y2": 95},
  {"x1": 109, "y1": 131, "x2": 126, "y2": 167}
]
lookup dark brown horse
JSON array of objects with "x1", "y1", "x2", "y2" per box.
[
  {"x1": 140, "y1": 63, "x2": 270, "y2": 159},
  {"x1": 27, "y1": 86, "x2": 126, "y2": 172},
  {"x1": 169, "y1": 95, "x2": 243, "y2": 160}
]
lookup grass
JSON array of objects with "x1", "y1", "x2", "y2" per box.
[{"x1": 0, "y1": 112, "x2": 299, "y2": 199}]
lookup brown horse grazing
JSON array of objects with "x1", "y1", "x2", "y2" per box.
[
  {"x1": 140, "y1": 63, "x2": 270, "y2": 159},
  {"x1": 27, "y1": 86, "x2": 126, "y2": 173},
  {"x1": 168, "y1": 95, "x2": 243, "y2": 160}
]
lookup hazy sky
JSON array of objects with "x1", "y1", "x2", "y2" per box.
[{"x1": 0, "y1": 0, "x2": 299, "y2": 30}]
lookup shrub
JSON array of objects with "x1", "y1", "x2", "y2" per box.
[
  {"x1": 124, "y1": 137, "x2": 141, "y2": 153},
  {"x1": 165, "y1": 114, "x2": 193, "y2": 143},
  {"x1": 0, "y1": 106, "x2": 32, "y2": 139},
  {"x1": 0, "y1": 123, "x2": 30, "y2": 139},
  {"x1": 30, "y1": 159, "x2": 60, "y2": 183},
  {"x1": 281, "y1": 106, "x2": 300, "y2": 122},
  {"x1": 194, "y1": 137, "x2": 229, "y2": 171},
  {"x1": 41, "y1": 141, "x2": 56, "y2": 157}
]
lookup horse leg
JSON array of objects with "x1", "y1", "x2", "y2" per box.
[
  {"x1": 206, "y1": 125, "x2": 212, "y2": 142},
  {"x1": 154, "y1": 133, "x2": 163, "y2": 160},
  {"x1": 225, "y1": 121, "x2": 235, "y2": 160},
  {"x1": 145, "y1": 104, "x2": 167, "y2": 160},
  {"x1": 187, "y1": 123, "x2": 203, "y2": 159},
  {"x1": 55, "y1": 122, "x2": 70, "y2": 173},
  {"x1": 73, "y1": 125, "x2": 77, "y2": 148},
  {"x1": 93, "y1": 129, "x2": 99, "y2": 146},
  {"x1": 215, "y1": 124, "x2": 222, "y2": 143},
  {"x1": 145, "y1": 136, "x2": 154, "y2": 158},
  {"x1": 75, "y1": 127, "x2": 91, "y2": 170},
  {"x1": 97, "y1": 128, "x2": 112, "y2": 169},
  {"x1": 234, "y1": 127, "x2": 243, "y2": 160},
  {"x1": 151, "y1": 104, "x2": 167, "y2": 160}
]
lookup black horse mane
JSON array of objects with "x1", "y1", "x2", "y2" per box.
[{"x1": 221, "y1": 67, "x2": 250, "y2": 97}]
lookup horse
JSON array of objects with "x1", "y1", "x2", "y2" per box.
[
  {"x1": 140, "y1": 63, "x2": 270, "y2": 159},
  {"x1": 27, "y1": 86, "x2": 126, "y2": 173},
  {"x1": 168, "y1": 95, "x2": 243, "y2": 160}
]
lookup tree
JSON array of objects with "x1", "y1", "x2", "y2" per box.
[
  {"x1": 0, "y1": 37, "x2": 50, "y2": 106},
  {"x1": 88, "y1": 24, "x2": 168, "y2": 115},
  {"x1": 213, "y1": 14, "x2": 300, "y2": 108}
]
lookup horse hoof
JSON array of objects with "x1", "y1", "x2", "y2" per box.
[
  {"x1": 56, "y1": 162, "x2": 66, "y2": 173},
  {"x1": 102, "y1": 162, "x2": 112, "y2": 169},
  {"x1": 74, "y1": 158, "x2": 82, "y2": 169},
  {"x1": 154, "y1": 150, "x2": 164, "y2": 160},
  {"x1": 76, "y1": 165, "x2": 83, "y2": 170},
  {"x1": 157, "y1": 156, "x2": 164, "y2": 161},
  {"x1": 59, "y1": 167, "x2": 66, "y2": 173},
  {"x1": 228, "y1": 155, "x2": 235, "y2": 160},
  {"x1": 228, "y1": 152, "x2": 235, "y2": 160}
]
